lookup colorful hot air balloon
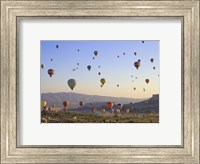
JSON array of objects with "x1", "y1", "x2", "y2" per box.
[
  {"x1": 48, "y1": 69, "x2": 55, "y2": 77},
  {"x1": 94, "y1": 51, "x2": 98, "y2": 56},
  {"x1": 101, "y1": 109, "x2": 106, "y2": 113},
  {"x1": 63, "y1": 101, "x2": 68, "y2": 108},
  {"x1": 41, "y1": 101, "x2": 46, "y2": 107},
  {"x1": 145, "y1": 79, "x2": 150, "y2": 84},
  {"x1": 150, "y1": 58, "x2": 154, "y2": 63},
  {"x1": 63, "y1": 101, "x2": 68, "y2": 111},
  {"x1": 79, "y1": 101, "x2": 84, "y2": 107},
  {"x1": 68, "y1": 79, "x2": 77, "y2": 90},
  {"x1": 117, "y1": 103, "x2": 123, "y2": 110},
  {"x1": 107, "y1": 102, "x2": 113, "y2": 109},
  {"x1": 125, "y1": 109, "x2": 130, "y2": 113},
  {"x1": 134, "y1": 61, "x2": 140, "y2": 69},
  {"x1": 87, "y1": 65, "x2": 91, "y2": 71},
  {"x1": 100, "y1": 78, "x2": 106, "y2": 86},
  {"x1": 116, "y1": 109, "x2": 121, "y2": 114},
  {"x1": 41, "y1": 64, "x2": 45, "y2": 69}
]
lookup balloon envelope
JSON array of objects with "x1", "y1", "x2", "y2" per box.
[
  {"x1": 41, "y1": 101, "x2": 46, "y2": 107},
  {"x1": 94, "y1": 51, "x2": 98, "y2": 56},
  {"x1": 100, "y1": 78, "x2": 106, "y2": 85},
  {"x1": 48, "y1": 69, "x2": 55, "y2": 77},
  {"x1": 79, "y1": 101, "x2": 84, "y2": 107},
  {"x1": 87, "y1": 65, "x2": 91, "y2": 71},
  {"x1": 145, "y1": 79, "x2": 150, "y2": 84},
  {"x1": 134, "y1": 62, "x2": 140, "y2": 69},
  {"x1": 150, "y1": 58, "x2": 154, "y2": 63},
  {"x1": 68, "y1": 79, "x2": 77, "y2": 90},
  {"x1": 41, "y1": 64, "x2": 45, "y2": 69},
  {"x1": 63, "y1": 101, "x2": 69, "y2": 108},
  {"x1": 107, "y1": 102, "x2": 113, "y2": 109}
]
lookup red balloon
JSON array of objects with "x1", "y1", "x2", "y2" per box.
[
  {"x1": 107, "y1": 102, "x2": 114, "y2": 109},
  {"x1": 63, "y1": 101, "x2": 69, "y2": 108}
]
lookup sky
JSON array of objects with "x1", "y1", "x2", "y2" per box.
[{"x1": 41, "y1": 40, "x2": 159, "y2": 99}]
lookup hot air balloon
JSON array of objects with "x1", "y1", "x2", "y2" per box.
[
  {"x1": 48, "y1": 69, "x2": 55, "y2": 77},
  {"x1": 98, "y1": 72, "x2": 101, "y2": 76},
  {"x1": 123, "y1": 53, "x2": 125, "y2": 55},
  {"x1": 93, "y1": 57, "x2": 95, "y2": 60},
  {"x1": 100, "y1": 84, "x2": 103, "y2": 88},
  {"x1": 116, "y1": 109, "x2": 120, "y2": 114},
  {"x1": 98, "y1": 66, "x2": 100, "y2": 68},
  {"x1": 77, "y1": 63, "x2": 79, "y2": 66},
  {"x1": 134, "y1": 87, "x2": 136, "y2": 91},
  {"x1": 91, "y1": 108, "x2": 96, "y2": 113},
  {"x1": 107, "y1": 102, "x2": 113, "y2": 109},
  {"x1": 138, "y1": 59, "x2": 141, "y2": 62},
  {"x1": 101, "y1": 109, "x2": 106, "y2": 113},
  {"x1": 158, "y1": 74, "x2": 159, "y2": 77},
  {"x1": 135, "y1": 77, "x2": 137, "y2": 79},
  {"x1": 51, "y1": 58, "x2": 53, "y2": 61},
  {"x1": 143, "y1": 88, "x2": 146, "y2": 91},
  {"x1": 117, "y1": 103, "x2": 123, "y2": 110},
  {"x1": 134, "y1": 61, "x2": 140, "y2": 69},
  {"x1": 41, "y1": 101, "x2": 46, "y2": 107},
  {"x1": 94, "y1": 51, "x2": 98, "y2": 56},
  {"x1": 142, "y1": 41, "x2": 144, "y2": 43},
  {"x1": 145, "y1": 79, "x2": 150, "y2": 84},
  {"x1": 77, "y1": 49, "x2": 79, "y2": 52},
  {"x1": 117, "y1": 55, "x2": 119, "y2": 58},
  {"x1": 100, "y1": 78, "x2": 106, "y2": 86},
  {"x1": 41, "y1": 64, "x2": 45, "y2": 69},
  {"x1": 79, "y1": 101, "x2": 84, "y2": 108},
  {"x1": 63, "y1": 101, "x2": 68, "y2": 111},
  {"x1": 56, "y1": 45, "x2": 59, "y2": 49},
  {"x1": 125, "y1": 109, "x2": 130, "y2": 113},
  {"x1": 134, "y1": 52, "x2": 137, "y2": 56},
  {"x1": 117, "y1": 84, "x2": 119, "y2": 87},
  {"x1": 87, "y1": 65, "x2": 91, "y2": 71},
  {"x1": 150, "y1": 58, "x2": 154, "y2": 63},
  {"x1": 68, "y1": 79, "x2": 77, "y2": 90},
  {"x1": 153, "y1": 66, "x2": 155, "y2": 70}
]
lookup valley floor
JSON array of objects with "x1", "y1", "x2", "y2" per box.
[{"x1": 41, "y1": 110, "x2": 159, "y2": 123}]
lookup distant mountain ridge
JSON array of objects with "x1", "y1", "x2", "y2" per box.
[
  {"x1": 41, "y1": 92, "x2": 145, "y2": 109},
  {"x1": 123, "y1": 94, "x2": 159, "y2": 114}
]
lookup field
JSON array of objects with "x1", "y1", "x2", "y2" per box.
[{"x1": 41, "y1": 108, "x2": 159, "y2": 123}]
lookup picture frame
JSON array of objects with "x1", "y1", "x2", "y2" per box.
[{"x1": 1, "y1": 0, "x2": 199, "y2": 163}]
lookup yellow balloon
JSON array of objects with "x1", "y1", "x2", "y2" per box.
[
  {"x1": 41, "y1": 101, "x2": 46, "y2": 107},
  {"x1": 100, "y1": 78, "x2": 106, "y2": 85}
]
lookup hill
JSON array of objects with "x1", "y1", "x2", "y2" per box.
[
  {"x1": 123, "y1": 94, "x2": 159, "y2": 114},
  {"x1": 41, "y1": 92, "x2": 145, "y2": 109}
]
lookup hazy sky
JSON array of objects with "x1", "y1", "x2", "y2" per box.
[{"x1": 41, "y1": 40, "x2": 159, "y2": 98}]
